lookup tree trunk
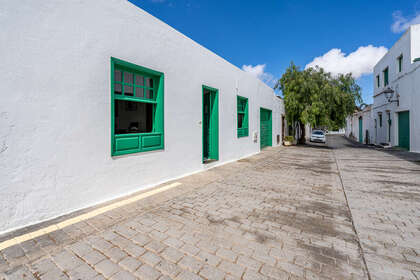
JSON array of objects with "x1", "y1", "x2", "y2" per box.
[{"x1": 298, "y1": 121, "x2": 306, "y2": 144}]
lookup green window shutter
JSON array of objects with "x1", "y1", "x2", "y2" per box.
[
  {"x1": 383, "y1": 68, "x2": 389, "y2": 86},
  {"x1": 111, "y1": 57, "x2": 164, "y2": 156},
  {"x1": 398, "y1": 55, "x2": 403, "y2": 73},
  {"x1": 376, "y1": 75, "x2": 380, "y2": 88},
  {"x1": 237, "y1": 96, "x2": 249, "y2": 138}
]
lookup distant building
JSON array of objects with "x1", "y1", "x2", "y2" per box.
[
  {"x1": 345, "y1": 105, "x2": 373, "y2": 144},
  {"x1": 372, "y1": 24, "x2": 420, "y2": 152}
]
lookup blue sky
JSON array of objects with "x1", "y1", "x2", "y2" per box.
[{"x1": 129, "y1": 0, "x2": 420, "y2": 104}]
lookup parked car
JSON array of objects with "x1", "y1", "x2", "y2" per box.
[{"x1": 310, "y1": 130, "x2": 326, "y2": 143}]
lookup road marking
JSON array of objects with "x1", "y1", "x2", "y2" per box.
[{"x1": 0, "y1": 182, "x2": 182, "y2": 251}]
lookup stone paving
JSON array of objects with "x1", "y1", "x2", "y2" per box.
[
  {"x1": 0, "y1": 135, "x2": 418, "y2": 279},
  {"x1": 332, "y1": 136, "x2": 420, "y2": 280}
]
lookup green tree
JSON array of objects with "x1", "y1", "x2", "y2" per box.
[{"x1": 274, "y1": 62, "x2": 362, "y2": 143}]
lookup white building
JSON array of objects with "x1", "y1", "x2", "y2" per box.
[
  {"x1": 345, "y1": 105, "x2": 374, "y2": 144},
  {"x1": 0, "y1": 1, "x2": 285, "y2": 234},
  {"x1": 372, "y1": 24, "x2": 420, "y2": 152}
]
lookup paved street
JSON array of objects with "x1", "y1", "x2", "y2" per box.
[
  {"x1": 1, "y1": 136, "x2": 419, "y2": 280},
  {"x1": 333, "y1": 137, "x2": 420, "y2": 279}
]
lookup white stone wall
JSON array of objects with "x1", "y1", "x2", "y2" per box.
[
  {"x1": 345, "y1": 108, "x2": 374, "y2": 144},
  {"x1": 0, "y1": 0, "x2": 284, "y2": 233},
  {"x1": 372, "y1": 24, "x2": 420, "y2": 152}
]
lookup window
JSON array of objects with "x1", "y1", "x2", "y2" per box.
[
  {"x1": 379, "y1": 113, "x2": 382, "y2": 127},
  {"x1": 111, "y1": 57, "x2": 164, "y2": 156},
  {"x1": 237, "y1": 96, "x2": 249, "y2": 137},
  {"x1": 397, "y1": 55, "x2": 403, "y2": 72},
  {"x1": 376, "y1": 75, "x2": 380, "y2": 88},
  {"x1": 383, "y1": 67, "x2": 389, "y2": 86}
]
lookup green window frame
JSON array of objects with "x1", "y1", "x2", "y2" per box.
[
  {"x1": 376, "y1": 75, "x2": 380, "y2": 88},
  {"x1": 111, "y1": 57, "x2": 164, "y2": 156},
  {"x1": 383, "y1": 67, "x2": 389, "y2": 86},
  {"x1": 237, "y1": 96, "x2": 249, "y2": 137},
  {"x1": 398, "y1": 55, "x2": 403, "y2": 73}
]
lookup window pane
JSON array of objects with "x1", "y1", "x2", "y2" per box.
[
  {"x1": 146, "y1": 89, "x2": 153, "y2": 99},
  {"x1": 124, "y1": 85, "x2": 133, "y2": 96},
  {"x1": 114, "y1": 83, "x2": 122, "y2": 94},
  {"x1": 135, "y1": 87, "x2": 144, "y2": 98},
  {"x1": 146, "y1": 78, "x2": 154, "y2": 88},
  {"x1": 114, "y1": 100, "x2": 154, "y2": 134},
  {"x1": 238, "y1": 114, "x2": 244, "y2": 128},
  {"x1": 124, "y1": 72, "x2": 133, "y2": 84},
  {"x1": 135, "y1": 75, "x2": 144, "y2": 86},
  {"x1": 114, "y1": 70, "x2": 122, "y2": 82}
]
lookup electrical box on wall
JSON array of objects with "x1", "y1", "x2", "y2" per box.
[{"x1": 253, "y1": 131, "x2": 258, "y2": 143}]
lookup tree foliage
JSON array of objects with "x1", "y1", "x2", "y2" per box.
[{"x1": 274, "y1": 62, "x2": 362, "y2": 142}]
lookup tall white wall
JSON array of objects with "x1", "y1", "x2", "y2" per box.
[
  {"x1": 372, "y1": 25, "x2": 420, "y2": 152},
  {"x1": 0, "y1": 0, "x2": 284, "y2": 233}
]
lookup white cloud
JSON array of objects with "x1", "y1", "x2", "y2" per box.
[
  {"x1": 305, "y1": 45, "x2": 388, "y2": 79},
  {"x1": 242, "y1": 64, "x2": 274, "y2": 85},
  {"x1": 391, "y1": 11, "x2": 420, "y2": 33}
]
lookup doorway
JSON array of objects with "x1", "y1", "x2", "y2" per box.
[
  {"x1": 359, "y1": 117, "x2": 363, "y2": 143},
  {"x1": 398, "y1": 111, "x2": 410, "y2": 150},
  {"x1": 202, "y1": 86, "x2": 219, "y2": 163},
  {"x1": 260, "y1": 108, "x2": 272, "y2": 149}
]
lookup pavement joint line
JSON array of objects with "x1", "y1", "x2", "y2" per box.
[
  {"x1": 332, "y1": 149, "x2": 372, "y2": 280},
  {"x1": 0, "y1": 181, "x2": 182, "y2": 251}
]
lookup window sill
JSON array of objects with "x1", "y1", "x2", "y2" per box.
[{"x1": 113, "y1": 132, "x2": 163, "y2": 156}]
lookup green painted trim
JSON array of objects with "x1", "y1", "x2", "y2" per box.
[
  {"x1": 202, "y1": 84, "x2": 219, "y2": 92},
  {"x1": 114, "y1": 95, "x2": 157, "y2": 104},
  {"x1": 398, "y1": 55, "x2": 403, "y2": 72},
  {"x1": 398, "y1": 111, "x2": 410, "y2": 150},
  {"x1": 111, "y1": 57, "x2": 164, "y2": 76},
  {"x1": 202, "y1": 85, "x2": 219, "y2": 163},
  {"x1": 111, "y1": 58, "x2": 115, "y2": 156},
  {"x1": 111, "y1": 57, "x2": 164, "y2": 156},
  {"x1": 260, "y1": 107, "x2": 272, "y2": 149},
  {"x1": 237, "y1": 95, "x2": 249, "y2": 138},
  {"x1": 413, "y1": 57, "x2": 420, "y2": 62},
  {"x1": 383, "y1": 67, "x2": 389, "y2": 86}
]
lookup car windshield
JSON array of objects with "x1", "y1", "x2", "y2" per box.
[{"x1": 313, "y1": 131, "x2": 324, "y2": 135}]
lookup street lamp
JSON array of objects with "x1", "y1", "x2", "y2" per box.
[{"x1": 382, "y1": 86, "x2": 399, "y2": 106}]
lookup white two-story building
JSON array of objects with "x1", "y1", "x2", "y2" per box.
[{"x1": 372, "y1": 24, "x2": 420, "y2": 153}]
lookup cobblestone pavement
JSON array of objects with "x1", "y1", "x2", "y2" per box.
[
  {"x1": 331, "y1": 136, "x2": 420, "y2": 280},
  {"x1": 0, "y1": 136, "x2": 418, "y2": 280}
]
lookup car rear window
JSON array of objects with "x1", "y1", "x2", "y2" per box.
[{"x1": 313, "y1": 131, "x2": 324, "y2": 135}]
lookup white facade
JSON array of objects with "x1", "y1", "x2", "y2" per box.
[
  {"x1": 345, "y1": 106, "x2": 374, "y2": 144},
  {"x1": 372, "y1": 24, "x2": 420, "y2": 152},
  {"x1": 0, "y1": 0, "x2": 285, "y2": 233}
]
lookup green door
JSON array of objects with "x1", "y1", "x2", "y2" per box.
[
  {"x1": 260, "y1": 108, "x2": 272, "y2": 149},
  {"x1": 398, "y1": 111, "x2": 410, "y2": 150},
  {"x1": 202, "y1": 86, "x2": 219, "y2": 162},
  {"x1": 359, "y1": 117, "x2": 363, "y2": 143}
]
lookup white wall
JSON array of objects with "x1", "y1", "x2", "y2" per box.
[
  {"x1": 0, "y1": 0, "x2": 284, "y2": 233},
  {"x1": 372, "y1": 25, "x2": 420, "y2": 152},
  {"x1": 345, "y1": 108, "x2": 374, "y2": 144}
]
